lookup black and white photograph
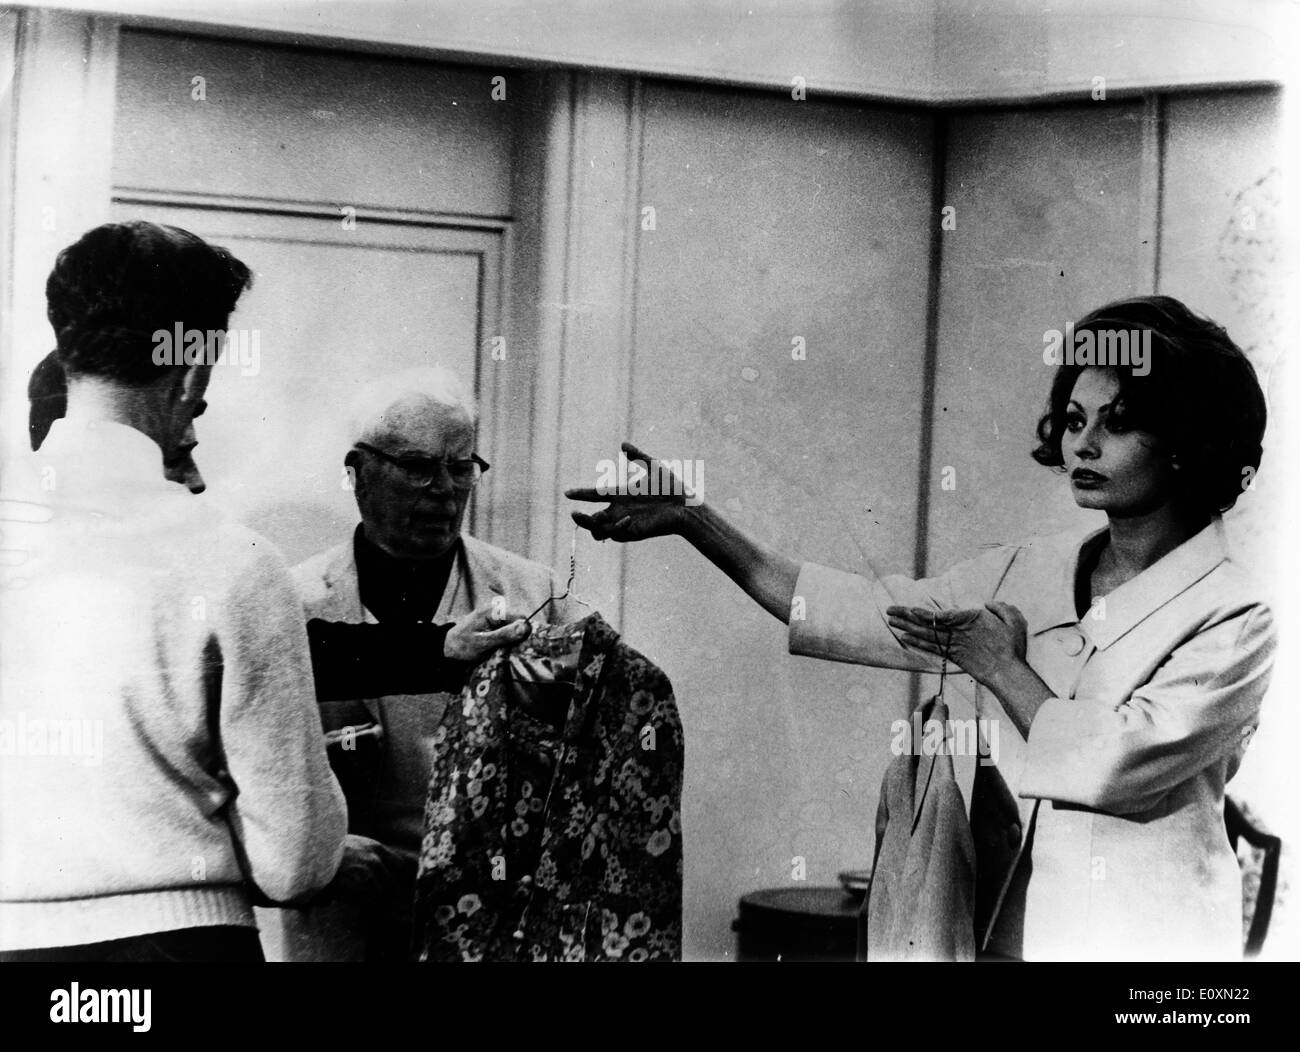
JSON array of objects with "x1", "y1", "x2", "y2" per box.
[{"x1": 0, "y1": 0, "x2": 1296, "y2": 1025}]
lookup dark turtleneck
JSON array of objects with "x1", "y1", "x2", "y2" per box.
[
  {"x1": 303, "y1": 526, "x2": 466, "y2": 701},
  {"x1": 354, "y1": 523, "x2": 457, "y2": 624}
]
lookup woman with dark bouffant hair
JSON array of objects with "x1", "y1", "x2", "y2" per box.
[
  {"x1": 568, "y1": 294, "x2": 1274, "y2": 961},
  {"x1": 1032, "y1": 296, "x2": 1266, "y2": 523}
]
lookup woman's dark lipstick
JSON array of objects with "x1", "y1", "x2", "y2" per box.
[{"x1": 1071, "y1": 468, "x2": 1107, "y2": 486}]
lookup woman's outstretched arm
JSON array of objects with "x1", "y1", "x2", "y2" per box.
[
  {"x1": 680, "y1": 502, "x2": 801, "y2": 623},
  {"x1": 567, "y1": 441, "x2": 800, "y2": 624}
]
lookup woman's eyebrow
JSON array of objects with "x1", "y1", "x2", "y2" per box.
[{"x1": 1067, "y1": 399, "x2": 1118, "y2": 416}]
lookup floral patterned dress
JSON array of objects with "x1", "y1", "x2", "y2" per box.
[{"x1": 413, "y1": 613, "x2": 683, "y2": 961}]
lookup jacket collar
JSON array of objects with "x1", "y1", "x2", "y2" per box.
[
  {"x1": 318, "y1": 538, "x2": 367, "y2": 621},
  {"x1": 321, "y1": 531, "x2": 474, "y2": 624},
  {"x1": 1085, "y1": 515, "x2": 1228, "y2": 650},
  {"x1": 1016, "y1": 522, "x2": 1104, "y2": 636},
  {"x1": 1019, "y1": 515, "x2": 1229, "y2": 651},
  {"x1": 315, "y1": 531, "x2": 475, "y2": 720}
]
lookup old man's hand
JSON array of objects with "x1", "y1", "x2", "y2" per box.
[{"x1": 443, "y1": 602, "x2": 530, "y2": 663}]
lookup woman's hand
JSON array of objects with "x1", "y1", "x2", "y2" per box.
[
  {"x1": 888, "y1": 601, "x2": 1054, "y2": 737},
  {"x1": 565, "y1": 441, "x2": 692, "y2": 542},
  {"x1": 886, "y1": 601, "x2": 1030, "y2": 690},
  {"x1": 568, "y1": 439, "x2": 801, "y2": 624}
]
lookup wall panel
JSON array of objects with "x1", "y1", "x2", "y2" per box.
[
  {"x1": 624, "y1": 81, "x2": 936, "y2": 959},
  {"x1": 1159, "y1": 89, "x2": 1292, "y2": 956},
  {"x1": 928, "y1": 101, "x2": 1148, "y2": 576},
  {"x1": 114, "y1": 29, "x2": 515, "y2": 217},
  {"x1": 1160, "y1": 90, "x2": 1283, "y2": 568}
]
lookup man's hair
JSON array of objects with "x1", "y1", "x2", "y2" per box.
[
  {"x1": 1032, "y1": 295, "x2": 1267, "y2": 516},
  {"x1": 27, "y1": 351, "x2": 67, "y2": 451},
  {"x1": 347, "y1": 366, "x2": 479, "y2": 447},
  {"x1": 45, "y1": 220, "x2": 253, "y2": 386}
]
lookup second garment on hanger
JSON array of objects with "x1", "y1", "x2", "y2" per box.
[
  {"x1": 862, "y1": 694, "x2": 1028, "y2": 961},
  {"x1": 412, "y1": 612, "x2": 684, "y2": 961},
  {"x1": 862, "y1": 696, "x2": 976, "y2": 961}
]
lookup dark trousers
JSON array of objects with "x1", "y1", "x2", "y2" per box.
[{"x1": 0, "y1": 925, "x2": 265, "y2": 963}]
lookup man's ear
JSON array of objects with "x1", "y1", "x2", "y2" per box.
[{"x1": 176, "y1": 363, "x2": 206, "y2": 406}]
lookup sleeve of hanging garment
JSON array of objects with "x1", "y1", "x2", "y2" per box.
[
  {"x1": 788, "y1": 543, "x2": 1022, "y2": 672},
  {"x1": 1019, "y1": 602, "x2": 1275, "y2": 815}
]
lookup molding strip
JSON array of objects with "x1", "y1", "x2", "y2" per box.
[
  {"x1": 113, "y1": 187, "x2": 511, "y2": 231},
  {"x1": 910, "y1": 110, "x2": 949, "y2": 710},
  {"x1": 614, "y1": 75, "x2": 647, "y2": 628},
  {"x1": 1137, "y1": 92, "x2": 1166, "y2": 293}
]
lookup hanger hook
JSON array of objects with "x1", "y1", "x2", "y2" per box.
[{"x1": 524, "y1": 526, "x2": 579, "y2": 625}]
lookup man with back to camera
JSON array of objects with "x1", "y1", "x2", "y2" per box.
[
  {"x1": 9, "y1": 232, "x2": 532, "y2": 961},
  {"x1": 0, "y1": 220, "x2": 350, "y2": 961}
]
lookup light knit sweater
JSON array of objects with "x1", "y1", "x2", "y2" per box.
[{"x1": 0, "y1": 416, "x2": 347, "y2": 950}]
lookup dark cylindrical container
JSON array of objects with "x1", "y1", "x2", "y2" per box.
[{"x1": 733, "y1": 887, "x2": 862, "y2": 962}]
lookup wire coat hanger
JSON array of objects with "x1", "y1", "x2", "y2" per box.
[{"x1": 523, "y1": 524, "x2": 591, "y2": 626}]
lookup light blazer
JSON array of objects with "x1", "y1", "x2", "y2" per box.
[{"x1": 789, "y1": 515, "x2": 1275, "y2": 961}]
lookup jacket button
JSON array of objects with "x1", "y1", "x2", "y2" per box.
[
  {"x1": 1006, "y1": 823, "x2": 1022, "y2": 848},
  {"x1": 1061, "y1": 630, "x2": 1085, "y2": 656}
]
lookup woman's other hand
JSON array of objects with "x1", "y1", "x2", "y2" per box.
[
  {"x1": 565, "y1": 441, "x2": 692, "y2": 542},
  {"x1": 886, "y1": 601, "x2": 1030, "y2": 690}
]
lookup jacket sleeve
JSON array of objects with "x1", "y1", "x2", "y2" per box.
[
  {"x1": 218, "y1": 544, "x2": 348, "y2": 904},
  {"x1": 1019, "y1": 603, "x2": 1275, "y2": 814},
  {"x1": 305, "y1": 619, "x2": 465, "y2": 700},
  {"x1": 787, "y1": 544, "x2": 1021, "y2": 671}
]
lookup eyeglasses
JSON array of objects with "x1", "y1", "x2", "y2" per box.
[{"x1": 353, "y1": 442, "x2": 490, "y2": 489}]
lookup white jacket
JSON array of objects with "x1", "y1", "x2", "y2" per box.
[{"x1": 789, "y1": 515, "x2": 1274, "y2": 961}]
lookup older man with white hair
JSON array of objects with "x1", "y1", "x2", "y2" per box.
[{"x1": 274, "y1": 366, "x2": 582, "y2": 961}]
